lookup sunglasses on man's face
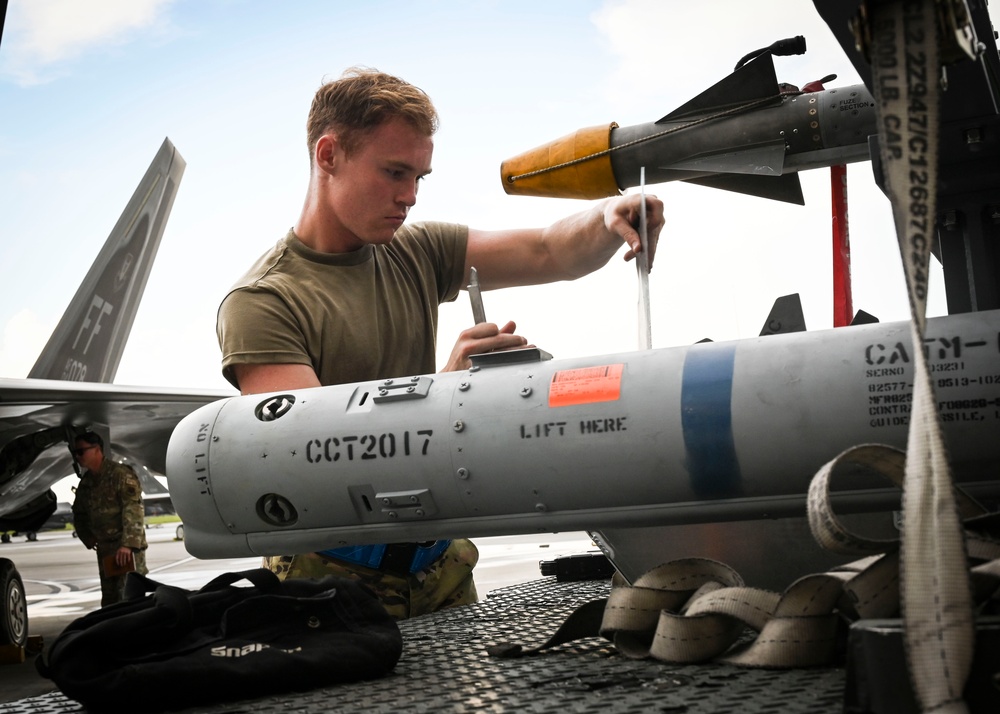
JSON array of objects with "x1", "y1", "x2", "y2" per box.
[{"x1": 72, "y1": 445, "x2": 98, "y2": 457}]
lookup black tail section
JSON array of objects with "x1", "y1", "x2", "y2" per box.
[{"x1": 28, "y1": 138, "x2": 185, "y2": 384}]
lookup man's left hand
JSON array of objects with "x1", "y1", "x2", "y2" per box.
[
  {"x1": 115, "y1": 546, "x2": 134, "y2": 568},
  {"x1": 441, "y1": 320, "x2": 528, "y2": 372}
]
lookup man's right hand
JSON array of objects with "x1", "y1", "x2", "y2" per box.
[{"x1": 441, "y1": 320, "x2": 528, "y2": 372}]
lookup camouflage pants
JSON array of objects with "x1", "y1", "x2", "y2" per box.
[
  {"x1": 266, "y1": 539, "x2": 479, "y2": 620},
  {"x1": 96, "y1": 548, "x2": 148, "y2": 607}
]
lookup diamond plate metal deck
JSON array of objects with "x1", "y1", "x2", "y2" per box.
[{"x1": 4, "y1": 578, "x2": 847, "y2": 713}]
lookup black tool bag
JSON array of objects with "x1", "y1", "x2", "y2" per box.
[{"x1": 36, "y1": 568, "x2": 403, "y2": 712}]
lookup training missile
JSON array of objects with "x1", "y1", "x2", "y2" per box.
[
  {"x1": 167, "y1": 311, "x2": 1000, "y2": 559},
  {"x1": 500, "y1": 55, "x2": 877, "y2": 204}
]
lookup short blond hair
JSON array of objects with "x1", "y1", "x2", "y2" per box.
[{"x1": 306, "y1": 66, "x2": 439, "y2": 162}]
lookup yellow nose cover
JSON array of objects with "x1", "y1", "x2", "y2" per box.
[{"x1": 500, "y1": 123, "x2": 621, "y2": 199}]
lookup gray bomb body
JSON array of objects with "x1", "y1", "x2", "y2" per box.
[{"x1": 167, "y1": 310, "x2": 1000, "y2": 559}]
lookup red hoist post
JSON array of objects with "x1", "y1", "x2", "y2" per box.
[
  {"x1": 801, "y1": 74, "x2": 854, "y2": 329},
  {"x1": 830, "y1": 163, "x2": 853, "y2": 326}
]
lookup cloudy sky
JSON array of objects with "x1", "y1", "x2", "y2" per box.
[{"x1": 2, "y1": 0, "x2": 991, "y2": 393}]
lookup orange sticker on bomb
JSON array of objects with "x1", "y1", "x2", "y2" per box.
[{"x1": 548, "y1": 363, "x2": 624, "y2": 407}]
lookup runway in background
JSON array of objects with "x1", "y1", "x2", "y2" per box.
[{"x1": 8, "y1": 527, "x2": 600, "y2": 622}]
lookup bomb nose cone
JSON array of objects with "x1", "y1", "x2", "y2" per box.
[{"x1": 500, "y1": 123, "x2": 622, "y2": 199}]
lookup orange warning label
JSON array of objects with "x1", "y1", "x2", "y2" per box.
[{"x1": 548, "y1": 363, "x2": 624, "y2": 408}]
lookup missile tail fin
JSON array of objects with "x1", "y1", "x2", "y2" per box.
[
  {"x1": 658, "y1": 55, "x2": 780, "y2": 123},
  {"x1": 683, "y1": 172, "x2": 804, "y2": 205},
  {"x1": 851, "y1": 309, "x2": 880, "y2": 325},
  {"x1": 759, "y1": 294, "x2": 806, "y2": 336},
  {"x1": 668, "y1": 141, "x2": 786, "y2": 176}
]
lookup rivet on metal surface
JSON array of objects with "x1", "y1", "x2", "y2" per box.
[
  {"x1": 384, "y1": 379, "x2": 394, "y2": 386},
  {"x1": 453, "y1": 420, "x2": 465, "y2": 432},
  {"x1": 459, "y1": 381, "x2": 470, "y2": 391},
  {"x1": 520, "y1": 386, "x2": 532, "y2": 397},
  {"x1": 457, "y1": 467, "x2": 469, "y2": 480},
  {"x1": 387, "y1": 511, "x2": 398, "y2": 519},
  {"x1": 379, "y1": 388, "x2": 388, "y2": 396},
  {"x1": 535, "y1": 503, "x2": 547, "y2": 512},
  {"x1": 307, "y1": 616, "x2": 321, "y2": 629},
  {"x1": 415, "y1": 509, "x2": 425, "y2": 517}
]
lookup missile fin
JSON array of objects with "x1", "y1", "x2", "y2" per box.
[
  {"x1": 683, "y1": 172, "x2": 804, "y2": 205},
  {"x1": 759, "y1": 294, "x2": 806, "y2": 336},
  {"x1": 851, "y1": 310, "x2": 880, "y2": 325},
  {"x1": 658, "y1": 55, "x2": 781, "y2": 123},
  {"x1": 666, "y1": 141, "x2": 786, "y2": 176}
]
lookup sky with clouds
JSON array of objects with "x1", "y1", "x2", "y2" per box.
[{"x1": 1, "y1": 0, "x2": 994, "y2": 394}]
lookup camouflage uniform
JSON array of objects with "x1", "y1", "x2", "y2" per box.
[
  {"x1": 266, "y1": 539, "x2": 479, "y2": 620},
  {"x1": 72, "y1": 458, "x2": 148, "y2": 606}
]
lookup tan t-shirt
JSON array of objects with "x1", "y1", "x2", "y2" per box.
[{"x1": 217, "y1": 222, "x2": 468, "y2": 389}]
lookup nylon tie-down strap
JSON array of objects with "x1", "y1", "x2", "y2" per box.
[{"x1": 868, "y1": 2, "x2": 971, "y2": 710}]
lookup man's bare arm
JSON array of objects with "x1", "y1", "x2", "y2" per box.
[
  {"x1": 233, "y1": 363, "x2": 323, "y2": 395},
  {"x1": 464, "y1": 193, "x2": 664, "y2": 289}
]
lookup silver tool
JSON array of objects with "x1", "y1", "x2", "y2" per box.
[
  {"x1": 468, "y1": 266, "x2": 486, "y2": 324},
  {"x1": 637, "y1": 168, "x2": 652, "y2": 350}
]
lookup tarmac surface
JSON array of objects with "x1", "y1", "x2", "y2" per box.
[
  {"x1": 1, "y1": 574, "x2": 855, "y2": 714},
  {"x1": 0, "y1": 526, "x2": 598, "y2": 706}
]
